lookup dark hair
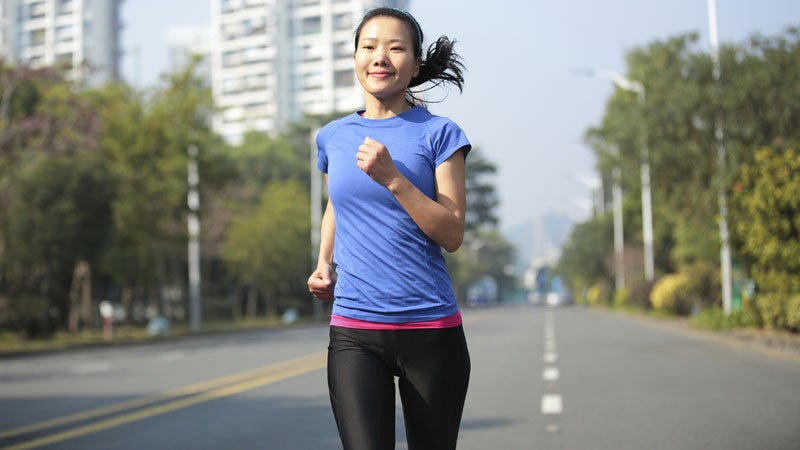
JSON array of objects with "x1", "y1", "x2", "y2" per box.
[{"x1": 354, "y1": 7, "x2": 465, "y2": 105}]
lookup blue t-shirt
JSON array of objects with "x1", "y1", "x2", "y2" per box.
[{"x1": 317, "y1": 106, "x2": 471, "y2": 323}]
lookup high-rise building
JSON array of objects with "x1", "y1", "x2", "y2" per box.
[
  {"x1": 0, "y1": 0, "x2": 124, "y2": 87},
  {"x1": 211, "y1": 0, "x2": 407, "y2": 145}
]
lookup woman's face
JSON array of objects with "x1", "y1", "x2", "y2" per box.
[{"x1": 354, "y1": 16, "x2": 420, "y2": 105}]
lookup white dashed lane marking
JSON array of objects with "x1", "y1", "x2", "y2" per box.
[
  {"x1": 540, "y1": 310, "x2": 563, "y2": 425},
  {"x1": 541, "y1": 394, "x2": 563, "y2": 415}
]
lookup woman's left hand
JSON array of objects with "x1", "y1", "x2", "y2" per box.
[{"x1": 357, "y1": 137, "x2": 401, "y2": 188}]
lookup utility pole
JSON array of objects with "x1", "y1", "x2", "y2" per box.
[
  {"x1": 576, "y1": 68, "x2": 655, "y2": 283},
  {"x1": 707, "y1": 0, "x2": 733, "y2": 315},
  {"x1": 187, "y1": 145, "x2": 202, "y2": 332}
]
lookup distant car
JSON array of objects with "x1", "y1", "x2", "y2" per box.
[{"x1": 545, "y1": 290, "x2": 573, "y2": 306}]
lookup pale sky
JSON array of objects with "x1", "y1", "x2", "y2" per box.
[{"x1": 121, "y1": 0, "x2": 800, "y2": 231}]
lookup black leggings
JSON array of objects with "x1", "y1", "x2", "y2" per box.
[{"x1": 327, "y1": 325, "x2": 471, "y2": 450}]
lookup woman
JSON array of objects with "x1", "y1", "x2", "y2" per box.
[{"x1": 307, "y1": 7, "x2": 471, "y2": 450}]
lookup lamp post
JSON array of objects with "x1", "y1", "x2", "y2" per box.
[
  {"x1": 576, "y1": 68, "x2": 655, "y2": 283},
  {"x1": 187, "y1": 145, "x2": 202, "y2": 332},
  {"x1": 610, "y1": 146, "x2": 625, "y2": 293},
  {"x1": 707, "y1": 0, "x2": 733, "y2": 315}
]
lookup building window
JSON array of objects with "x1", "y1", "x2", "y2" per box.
[
  {"x1": 334, "y1": 69, "x2": 353, "y2": 88},
  {"x1": 303, "y1": 71, "x2": 323, "y2": 89},
  {"x1": 301, "y1": 16, "x2": 321, "y2": 35},
  {"x1": 56, "y1": 25, "x2": 73, "y2": 43},
  {"x1": 30, "y1": 29, "x2": 46, "y2": 46},
  {"x1": 333, "y1": 13, "x2": 351, "y2": 31},
  {"x1": 334, "y1": 40, "x2": 352, "y2": 57},
  {"x1": 59, "y1": 0, "x2": 74, "y2": 15},
  {"x1": 29, "y1": 2, "x2": 47, "y2": 19},
  {"x1": 243, "y1": 17, "x2": 266, "y2": 36},
  {"x1": 302, "y1": 43, "x2": 322, "y2": 62}
]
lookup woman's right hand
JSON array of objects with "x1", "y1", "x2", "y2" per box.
[{"x1": 308, "y1": 264, "x2": 336, "y2": 300}]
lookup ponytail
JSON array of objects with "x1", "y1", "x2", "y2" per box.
[{"x1": 408, "y1": 36, "x2": 465, "y2": 105}]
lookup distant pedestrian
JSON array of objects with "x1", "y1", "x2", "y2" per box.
[{"x1": 307, "y1": 6, "x2": 471, "y2": 450}]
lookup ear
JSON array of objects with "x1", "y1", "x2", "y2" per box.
[{"x1": 414, "y1": 57, "x2": 422, "y2": 78}]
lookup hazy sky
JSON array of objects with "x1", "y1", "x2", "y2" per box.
[{"x1": 121, "y1": 0, "x2": 800, "y2": 231}]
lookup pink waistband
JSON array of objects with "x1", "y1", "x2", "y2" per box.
[{"x1": 330, "y1": 311, "x2": 463, "y2": 330}]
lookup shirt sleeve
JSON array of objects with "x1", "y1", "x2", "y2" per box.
[
  {"x1": 316, "y1": 127, "x2": 329, "y2": 174},
  {"x1": 433, "y1": 119, "x2": 471, "y2": 166}
]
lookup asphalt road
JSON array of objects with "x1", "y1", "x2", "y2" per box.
[{"x1": 1, "y1": 304, "x2": 798, "y2": 449}]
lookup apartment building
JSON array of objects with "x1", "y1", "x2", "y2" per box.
[
  {"x1": 0, "y1": 0, "x2": 124, "y2": 87},
  {"x1": 211, "y1": 0, "x2": 407, "y2": 145}
]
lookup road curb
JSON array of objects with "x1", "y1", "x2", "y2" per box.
[{"x1": 590, "y1": 307, "x2": 800, "y2": 363}]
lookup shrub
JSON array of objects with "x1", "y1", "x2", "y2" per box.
[
  {"x1": 613, "y1": 288, "x2": 630, "y2": 309},
  {"x1": 0, "y1": 295, "x2": 56, "y2": 340},
  {"x1": 587, "y1": 281, "x2": 611, "y2": 306},
  {"x1": 651, "y1": 273, "x2": 693, "y2": 315},
  {"x1": 785, "y1": 294, "x2": 800, "y2": 331},
  {"x1": 755, "y1": 293, "x2": 786, "y2": 330},
  {"x1": 690, "y1": 307, "x2": 760, "y2": 331}
]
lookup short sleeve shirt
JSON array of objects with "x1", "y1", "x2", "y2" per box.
[{"x1": 317, "y1": 106, "x2": 471, "y2": 323}]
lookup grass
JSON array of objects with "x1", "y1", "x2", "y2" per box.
[{"x1": 0, "y1": 316, "x2": 303, "y2": 356}]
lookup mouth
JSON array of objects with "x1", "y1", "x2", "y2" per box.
[{"x1": 369, "y1": 71, "x2": 393, "y2": 78}]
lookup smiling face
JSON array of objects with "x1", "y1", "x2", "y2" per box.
[{"x1": 354, "y1": 16, "x2": 421, "y2": 109}]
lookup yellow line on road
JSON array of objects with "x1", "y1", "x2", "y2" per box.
[{"x1": 0, "y1": 352, "x2": 326, "y2": 450}]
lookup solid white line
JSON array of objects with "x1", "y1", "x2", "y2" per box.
[{"x1": 541, "y1": 394, "x2": 563, "y2": 414}]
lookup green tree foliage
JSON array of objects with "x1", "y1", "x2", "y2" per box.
[
  {"x1": 463, "y1": 148, "x2": 499, "y2": 236},
  {"x1": 732, "y1": 147, "x2": 800, "y2": 329},
  {"x1": 93, "y1": 59, "x2": 218, "y2": 318},
  {"x1": 221, "y1": 179, "x2": 310, "y2": 318},
  {"x1": 567, "y1": 27, "x2": 800, "y2": 326},
  {"x1": 555, "y1": 215, "x2": 613, "y2": 303},
  {"x1": 0, "y1": 62, "x2": 110, "y2": 334}
]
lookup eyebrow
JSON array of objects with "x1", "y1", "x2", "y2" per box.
[{"x1": 359, "y1": 37, "x2": 409, "y2": 44}]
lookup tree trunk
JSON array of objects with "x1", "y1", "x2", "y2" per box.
[{"x1": 67, "y1": 260, "x2": 91, "y2": 333}]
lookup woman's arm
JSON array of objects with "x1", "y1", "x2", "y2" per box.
[
  {"x1": 357, "y1": 137, "x2": 467, "y2": 253},
  {"x1": 308, "y1": 176, "x2": 336, "y2": 300}
]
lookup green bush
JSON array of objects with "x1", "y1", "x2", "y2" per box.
[
  {"x1": 613, "y1": 288, "x2": 630, "y2": 309},
  {"x1": 755, "y1": 293, "x2": 787, "y2": 330},
  {"x1": 651, "y1": 273, "x2": 693, "y2": 315},
  {"x1": 785, "y1": 294, "x2": 800, "y2": 331},
  {"x1": 0, "y1": 295, "x2": 56, "y2": 340},
  {"x1": 587, "y1": 281, "x2": 612, "y2": 306},
  {"x1": 690, "y1": 307, "x2": 759, "y2": 331}
]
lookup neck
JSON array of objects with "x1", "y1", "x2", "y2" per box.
[{"x1": 362, "y1": 95, "x2": 412, "y2": 119}]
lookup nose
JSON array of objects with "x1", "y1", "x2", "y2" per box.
[{"x1": 371, "y1": 47, "x2": 389, "y2": 65}]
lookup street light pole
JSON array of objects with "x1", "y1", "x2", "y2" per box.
[
  {"x1": 577, "y1": 68, "x2": 655, "y2": 283},
  {"x1": 707, "y1": 0, "x2": 733, "y2": 315},
  {"x1": 187, "y1": 145, "x2": 202, "y2": 332}
]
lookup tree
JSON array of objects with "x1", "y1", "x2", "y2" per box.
[
  {"x1": 464, "y1": 148, "x2": 499, "y2": 236},
  {"x1": 93, "y1": 58, "x2": 218, "y2": 320},
  {"x1": 555, "y1": 215, "x2": 614, "y2": 303},
  {"x1": 221, "y1": 179, "x2": 311, "y2": 318},
  {"x1": 578, "y1": 26, "x2": 800, "y2": 300},
  {"x1": 732, "y1": 146, "x2": 800, "y2": 329}
]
